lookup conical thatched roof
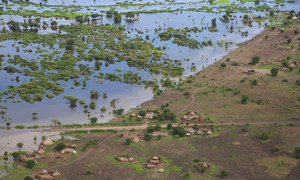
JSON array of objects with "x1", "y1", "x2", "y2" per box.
[{"x1": 43, "y1": 139, "x2": 53, "y2": 146}]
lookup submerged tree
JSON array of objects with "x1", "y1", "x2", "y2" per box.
[
  {"x1": 32, "y1": 112, "x2": 37, "y2": 120},
  {"x1": 17, "y1": 142, "x2": 23, "y2": 151}
]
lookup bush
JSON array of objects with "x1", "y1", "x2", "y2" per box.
[
  {"x1": 273, "y1": 146, "x2": 281, "y2": 153},
  {"x1": 155, "y1": 124, "x2": 162, "y2": 131},
  {"x1": 147, "y1": 126, "x2": 155, "y2": 133},
  {"x1": 251, "y1": 56, "x2": 260, "y2": 64},
  {"x1": 167, "y1": 123, "x2": 172, "y2": 130},
  {"x1": 294, "y1": 147, "x2": 300, "y2": 158},
  {"x1": 260, "y1": 131, "x2": 271, "y2": 141},
  {"x1": 271, "y1": 68, "x2": 279, "y2": 77},
  {"x1": 125, "y1": 138, "x2": 132, "y2": 145},
  {"x1": 27, "y1": 160, "x2": 35, "y2": 169},
  {"x1": 144, "y1": 133, "x2": 153, "y2": 141},
  {"x1": 232, "y1": 61, "x2": 238, "y2": 66},
  {"x1": 193, "y1": 159, "x2": 200, "y2": 163},
  {"x1": 220, "y1": 170, "x2": 229, "y2": 178},
  {"x1": 56, "y1": 142, "x2": 66, "y2": 151},
  {"x1": 157, "y1": 135, "x2": 162, "y2": 140},
  {"x1": 241, "y1": 127, "x2": 247, "y2": 133},
  {"x1": 221, "y1": 63, "x2": 226, "y2": 68},
  {"x1": 241, "y1": 95, "x2": 249, "y2": 104},
  {"x1": 138, "y1": 109, "x2": 146, "y2": 117},
  {"x1": 172, "y1": 126, "x2": 186, "y2": 137},
  {"x1": 91, "y1": 117, "x2": 97, "y2": 123},
  {"x1": 24, "y1": 176, "x2": 34, "y2": 180},
  {"x1": 12, "y1": 152, "x2": 20, "y2": 158}
]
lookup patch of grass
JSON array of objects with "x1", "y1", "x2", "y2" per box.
[
  {"x1": 2, "y1": 164, "x2": 32, "y2": 180},
  {"x1": 256, "y1": 64, "x2": 278, "y2": 69},
  {"x1": 86, "y1": 163, "x2": 95, "y2": 167},
  {"x1": 256, "y1": 155, "x2": 299, "y2": 178}
]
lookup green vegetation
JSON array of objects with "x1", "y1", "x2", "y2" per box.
[
  {"x1": 259, "y1": 131, "x2": 272, "y2": 141},
  {"x1": 26, "y1": 160, "x2": 35, "y2": 169},
  {"x1": 294, "y1": 147, "x2": 300, "y2": 158},
  {"x1": 55, "y1": 142, "x2": 66, "y2": 151},
  {"x1": 220, "y1": 170, "x2": 229, "y2": 178},
  {"x1": 271, "y1": 67, "x2": 279, "y2": 76}
]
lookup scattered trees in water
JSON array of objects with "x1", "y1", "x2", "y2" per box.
[{"x1": 64, "y1": 96, "x2": 78, "y2": 107}]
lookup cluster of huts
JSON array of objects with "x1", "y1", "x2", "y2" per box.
[
  {"x1": 181, "y1": 111, "x2": 204, "y2": 122},
  {"x1": 35, "y1": 169, "x2": 61, "y2": 180}
]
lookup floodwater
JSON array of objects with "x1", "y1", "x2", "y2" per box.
[{"x1": 0, "y1": 0, "x2": 299, "y2": 154}]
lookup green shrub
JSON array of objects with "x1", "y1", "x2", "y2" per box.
[
  {"x1": 260, "y1": 131, "x2": 271, "y2": 141},
  {"x1": 294, "y1": 147, "x2": 300, "y2": 158},
  {"x1": 172, "y1": 126, "x2": 186, "y2": 137},
  {"x1": 91, "y1": 117, "x2": 97, "y2": 123},
  {"x1": 15, "y1": 125, "x2": 25, "y2": 129},
  {"x1": 221, "y1": 63, "x2": 226, "y2": 68},
  {"x1": 271, "y1": 68, "x2": 279, "y2": 76},
  {"x1": 24, "y1": 176, "x2": 34, "y2": 180},
  {"x1": 220, "y1": 170, "x2": 229, "y2": 178},
  {"x1": 56, "y1": 142, "x2": 66, "y2": 151},
  {"x1": 241, "y1": 95, "x2": 249, "y2": 104},
  {"x1": 167, "y1": 123, "x2": 172, "y2": 130},
  {"x1": 125, "y1": 138, "x2": 132, "y2": 145},
  {"x1": 232, "y1": 62, "x2": 238, "y2": 66},
  {"x1": 27, "y1": 159, "x2": 35, "y2": 169},
  {"x1": 251, "y1": 56, "x2": 260, "y2": 64},
  {"x1": 273, "y1": 146, "x2": 281, "y2": 153},
  {"x1": 144, "y1": 133, "x2": 153, "y2": 141},
  {"x1": 147, "y1": 126, "x2": 155, "y2": 133}
]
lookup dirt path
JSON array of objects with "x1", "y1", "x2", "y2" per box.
[
  {"x1": 48, "y1": 133, "x2": 117, "y2": 170},
  {"x1": 177, "y1": 87, "x2": 201, "y2": 115},
  {"x1": 40, "y1": 120, "x2": 299, "y2": 133}
]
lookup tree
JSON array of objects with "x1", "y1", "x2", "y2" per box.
[
  {"x1": 90, "y1": 90, "x2": 99, "y2": 99},
  {"x1": 125, "y1": 138, "x2": 132, "y2": 145},
  {"x1": 260, "y1": 131, "x2": 271, "y2": 141},
  {"x1": 113, "y1": 108, "x2": 124, "y2": 115},
  {"x1": 56, "y1": 142, "x2": 66, "y2": 151},
  {"x1": 12, "y1": 152, "x2": 20, "y2": 159},
  {"x1": 89, "y1": 102, "x2": 96, "y2": 109},
  {"x1": 241, "y1": 95, "x2": 249, "y2": 104},
  {"x1": 52, "y1": 118, "x2": 59, "y2": 126},
  {"x1": 103, "y1": 92, "x2": 107, "y2": 98},
  {"x1": 100, "y1": 106, "x2": 107, "y2": 114},
  {"x1": 24, "y1": 176, "x2": 34, "y2": 180},
  {"x1": 138, "y1": 109, "x2": 146, "y2": 117},
  {"x1": 125, "y1": 12, "x2": 135, "y2": 19},
  {"x1": 155, "y1": 124, "x2": 162, "y2": 131},
  {"x1": 91, "y1": 117, "x2": 98, "y2": 123},
  {"x1": 294, "y1": 147, "x2": 300, "y2": 158},
  {"x1": 144, "y1": 133, "x2": 153, "y2": 141},
  {"x1": 51, "y1": 21, "x2": 57, "y2": 26},
  {"x1": 221, "y1": 63, "x2": 226, "y2": 68},
  {"x1": 251, "y1": 56, "x2": 260, "y2": 64},
  {"x1": 17, "y1": 142, "x2": 23, "y2": 151},
  {"x1": 6, "y1": 122, "x2": 11, "y2": 128},
  {"x1": 271, "y1": 67, "x2": 279, "y2": 76},
  {"x1": 211, "y1": 18, "x2": 217, "y2": 28},
  {"x1": 75, "y1": 16, "x2": 84, "y2": 24},
  {"x1": 147, "y1": 126, "x2": 155, "y2": 133},
  {"x1": 114, "y1": 13, "x2": 122, "y2": 23},
  {"x1": 220, "y1": 170, "x2": 229, "y2": 178},
  {"x1": 32, "y1": 112, "x2": 37, "y2": 120},
  {"x1": 27, "y1": 160, "x2": 35, "y2": 169},
  {"x1": 167, "y1": 123, "x2": 172, "y2": 130},
  {"x1": 172, "y1": 126, "x2": 186, "y2": 137}
]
